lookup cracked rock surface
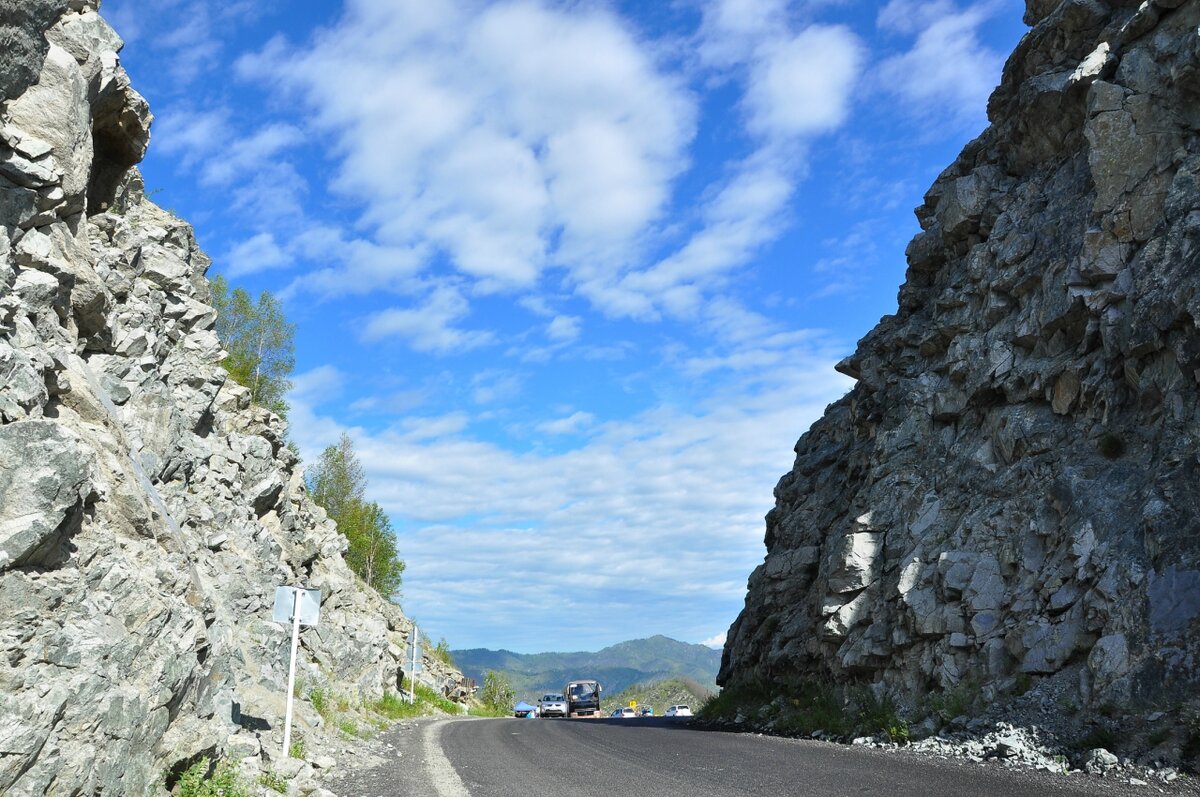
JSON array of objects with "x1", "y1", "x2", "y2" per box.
[
  {"x1": 721, "y1": 0, "x2": 1200, "y2": 770},
  {"x1": 0, "y1": 4, "x2": 466, "y2": 794}
]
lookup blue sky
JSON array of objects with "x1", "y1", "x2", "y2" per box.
[{"x1": 100, "y1": 0, "x2": 1027, "y2": 653}]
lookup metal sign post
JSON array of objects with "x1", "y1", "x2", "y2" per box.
[
  {"x1": 273, "y1": 586, "x2": 321, "y2": 759},
  {"x1": 409, "y1": 625, "x2": 419, "y2": 703}
]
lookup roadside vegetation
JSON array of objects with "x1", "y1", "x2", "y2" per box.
[
  {"x1": 431, "y1": 637, "x2": 456, "y2": 667},
  {"x1": 171, "y1": 757, "x2": 249, "y2": 797},
  {"x1": 471, "y1": 670, "x2": 516, "y2": 716},
  {"x1": 307, "y1": 433, "x2": 406, "y2": 599},
  {"x1": 699, "y1": 679, "x2": 910, "y2": 743},
  {"x1": 303, "y1": 680, "x2": 461, "y2": 744}
]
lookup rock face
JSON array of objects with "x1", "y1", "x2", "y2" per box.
[
  {"x1": 0, "y1": 4, "x2": 465, "y2": 794},
  {"x1": 721, "y1": 0, "x2": 1200, "y2": 726}
]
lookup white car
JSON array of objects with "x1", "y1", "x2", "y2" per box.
[
  {"x1": 609, "y1": 707, "x2": 636, "y2": 718},
  {"x1": 665, "y1": 704, "x2": 693, "y2": 717},
  {"x1": 538, "y1": 693, "x2": 568, "y2": 718}
]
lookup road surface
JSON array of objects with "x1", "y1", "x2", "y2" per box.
[{"x1": 329, "y1": 716, "x2": 1186, "y2": 797}]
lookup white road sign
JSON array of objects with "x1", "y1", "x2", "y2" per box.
[{"x1": 273, "y1": 587, "x2": 321, "y2": 626}]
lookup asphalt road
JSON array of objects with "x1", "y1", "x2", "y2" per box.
[{"x1": 331, "y1": 716, "x2": 1171, "y2": 797}]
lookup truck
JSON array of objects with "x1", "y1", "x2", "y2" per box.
[{"x1": 564, "y1": 680, "x2": 602, "y2": 717}]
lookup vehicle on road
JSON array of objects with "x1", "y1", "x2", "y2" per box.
[
  {"x1": 538, "y1": 693, "x2": 568, "y2": 718},
  {"x1": 664, "y1": 705, "x2": 693, "y2": 717},
  {"x1": 637, "y1": 706, "x2": 654, "y2": 716},
  {"x1": 609, "y1": 707, "x2": 636, "y2": 718},
  {"x1": 565, "y1": 680, "x2": 603, "y2": 717}
]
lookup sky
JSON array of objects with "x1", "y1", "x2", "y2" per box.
[{"x1": 99, "y1": 0, "x2": 1028, "y2": 654}]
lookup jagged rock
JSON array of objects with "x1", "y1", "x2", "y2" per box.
[
  {"x1": 721, "y1": 0, "x2": 1200, "y2": 738},
  {"x1": 1082, "y1": 747, "x2": 1120, "y2": 774},
  {"x1": 0, "y1": 421, "x2": 92, "y2": 569},
  {"x1": 0, "y1": 6, "x2": 467, "y2": 795}
]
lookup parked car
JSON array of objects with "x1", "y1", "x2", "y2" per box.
[
  {"x1": 665, "y1": 705, "x2": 693, "y2": 717},
  {"x1": 609, "y1": 707, "x2": 636, "y2": 718},
  {"x1": 538, "y1": 693, "x2": 568, "y2": 718},
  {"x1": 637, "y1": 706, "x2": 654, "y2": 717}
]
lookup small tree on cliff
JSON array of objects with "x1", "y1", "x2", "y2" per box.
[
  {"x1": 209, "y1": 274, "x2": 295, "y2": 418},
  {"x1": 307, "y1": 433, "x2": 405, "y2": 599},
  {"x1": 340, "y1": 499, "x2": 405, "y2": 599},
  {"x1": 308, "y1": 433, "x2": 367, "y2": 521}
]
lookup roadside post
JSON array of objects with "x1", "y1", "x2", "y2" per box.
[
  {"x1": 407, "y1": 625, "x2": 420, "y2": 703},
  {"x1": 273, "y1": 586, "x2": 321, "y2": 758}
]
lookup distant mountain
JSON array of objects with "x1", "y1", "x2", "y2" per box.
[{"x1": 451, "y1": 635, "x2": 721, "y2": 702}]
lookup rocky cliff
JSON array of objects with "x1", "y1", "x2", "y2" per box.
[
  {"x1": 721, "y1": 0, "x2": 1200, "y2": 744},
  {"x1": 0, "y1": 3, "x2": 465, "y2": 794}
]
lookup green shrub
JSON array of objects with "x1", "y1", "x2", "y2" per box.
[
  {"x1": 309, "y1": 687, "x2": 330, "y2": 719},
  {"x1": 700, "y1": 679, "x2": 908, "y2": 741},
  {"x1": 431, "y1": 637, "x2": 456, "y2": 666},
  {"x1": 258, "y1": 771, "x2": 288, "y2": 794},
  {"x1": 372, "y1": 691, "x2": 416, "y2": 719},
  {"x1": 468, "y1": 703, "x2": 511, "y2": 717},
  {"x1": 175, "y1": 758, "x2": 249, "y2": 797},
  {"x1": 1182, "y1": 710, "x2": 1200, "y2": 761},
  {"x1": 415, "y1": 683, "x2": 459, "y2": 714},
  {"x1": 854, "y1": 689, "x2": 909, "y2": 744},
  {"x1": 698, "y1": 680, "x2": 774, "y2": 721},
  {"x1": 288, "y1": 737, "x2": 305, "y2": 759},
  {"x1": 337, "y1": 718, "x2": 360, "y2": 737}
]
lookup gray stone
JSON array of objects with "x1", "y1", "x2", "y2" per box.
[
  {"x1": 0, "y1": 0, "x2": 71, "y2": 103},
  {"x1": 1082, "y1": 747, "x2": 1119, "y2": 774},
  {"x1": 4, "y1": 44, "x2": 91, "y2": 199},
  {"x1": 0, "y1": 421, "x2": 92, "y2": 570},
  {"x1": 0, "y1": 4, "x2": 469, "y2": 792},
  {"x1": 720, "y1": 0, "x2": 1200, "y2": 740}
]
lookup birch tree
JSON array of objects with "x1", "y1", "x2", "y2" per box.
[
  {"x1": 209, "y1": 275, "x2": 295, "y2": 418},
  {"x1": 307, "y1": 434, "x2": 405, "y2": 599}
]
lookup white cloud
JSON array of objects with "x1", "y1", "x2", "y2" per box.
[
  {"x1": 471, "y1": 370, "x2": 523, "y2": 405},
  {"x1": 156, "y1": 10, "x2": 221, "y2": 85},
  {"x1": 536, "y1": 411, "x2": 594, "y2": 436},
  {"x1": 876, "y1": 1, "x2": 1006, "y2": 128},
  {"x1": 289, "y1": 365, "x2": 344, "y2": 407},
  {"x1": 240, "y1": 0, "x2": 695, "y2": 296},
  {"x1": 225, "y1": 232, "x2": 293, "y2": 277},
  {"x1": 361, "y1": 284, "x2": 494, "y2": 354},
  {"x1": 576, "y1": 11, "x2": 868, "y2": 322},
  {"x1": 546, "y1": 315, "x2": 581, "y2": 343},
  {"x1": 199, "y1": 123, "x2": 303, "y2": 186},
  {"x1": 697, "y1": 0, "x2": 788, "y2": 68},
  {"x1": 744, "y1": 26, "x2": 863, "y2": 139},
  {"x1": 288, "y1": 332, "x2": 853, "y2": 650},
  {"x1": 153, "y1": 106, "x2": 230, "y2": 165},
  {"x1": 699, "y1": 631, "x2": 728, "y2": 648},
  {"x1": 589, "y1": 158, "x2": 795, "y2": 320}
]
